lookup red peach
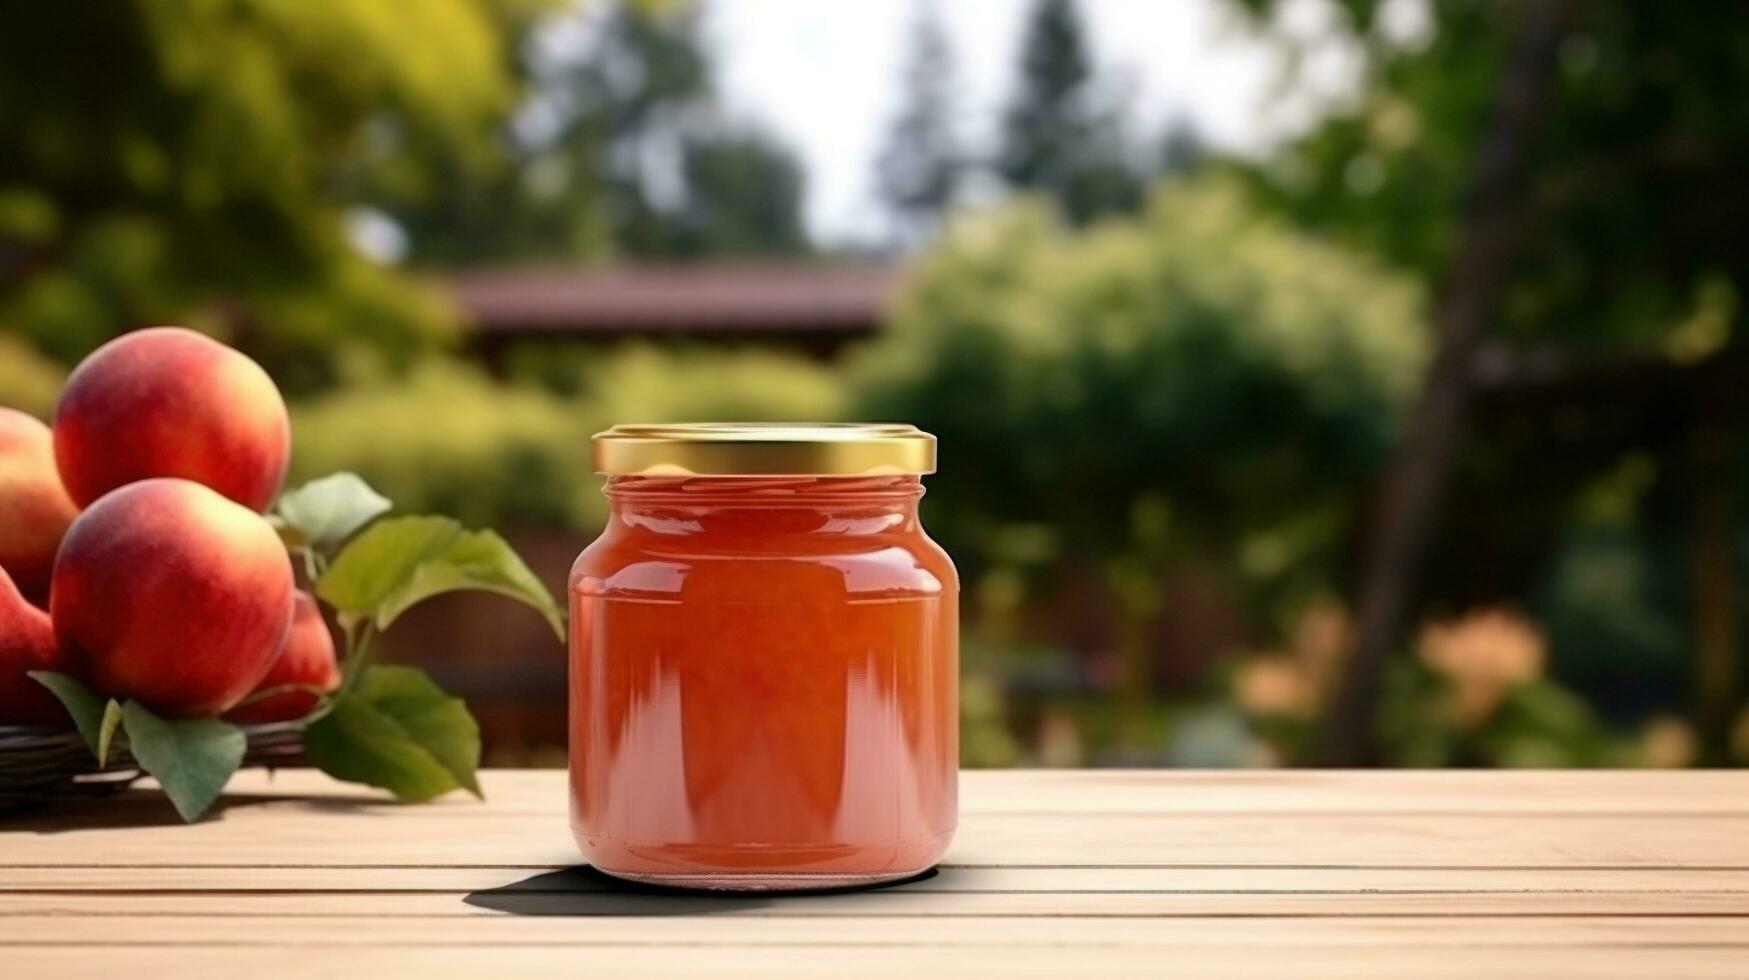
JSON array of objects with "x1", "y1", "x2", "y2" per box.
[
  {"x1": 53, "y1": 327, "x2": 291, "y2": 512},
  {"x1": 0, "y1": 565, "x2": 71, "y2": 726},
  {"x1": 0, "y1": 408, "x2": 79, "y2": 603},
  {"x1": 226, "y1": 591, "x2": 340, "y2": 724},
  {"x1": 52, "y1": 478, "x2": 294, "y2": 718}
]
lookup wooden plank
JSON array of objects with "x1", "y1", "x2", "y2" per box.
[
  {"x1": 5, "y1": 888, "x2": 1749, "y2": 917},
  {"x1": 951, "y1": 769, "x2": 1749, "y2": 816},
  {"x1": 946, "y1": 812, "x2": 1749, "y2": 868},
  {"x1": 10, "y1": 945, "x2": 1748, "y2": 980},
  {"x1": 8, "y1": 864, "x2": 1749, "y2": 895},
  {"x1": 118, "y1": 768, "x2": 1749, "y2": 815},
  {"x1": 4, "y1": 913, "x2": 1749, "y2": 948},
  {"x1": 8, "y1": 768, "x2": 1749, "y2": 976},
  {"x1": 7, "y1": 810, "x2": 1748, "y2": 869}
]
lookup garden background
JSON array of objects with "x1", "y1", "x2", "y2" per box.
[{"x1": 4, "y1": 0, "x2": 1747, "y2": 770}]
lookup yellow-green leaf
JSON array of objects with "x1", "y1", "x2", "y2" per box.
[{"x1": 318, "y1": 516, "x2": 561, "y2": 638}]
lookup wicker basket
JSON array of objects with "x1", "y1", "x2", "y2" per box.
[{"x1": 0, "y1": 722, "x2": 306, "y2": 815}]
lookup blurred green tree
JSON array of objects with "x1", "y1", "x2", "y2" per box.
[
  {"x1": 293, "y1": 344, "x2": 845, "y2": 532},
  {"x1": 1244, "y1": 0, "x2": 1749, "y2": 349},
  {"x1": 1234, "y1": 0, "x2": 1749, "y2": 761},
  {"x1": 621, "y1": 131, "x2": 808, "y2": 259},
  {"x1": 855, "y1": 178, "x2": 1427, "y2": 744},
  {"x1": 394, "y1": 0, "x2": 808, "y2": 264},
  {"x1": 1155, "y1": 118, "x2": 1209, "y2": 177},
  {"x1": 997, "y1": 0, "x2": 1144, "y2": 225},
  {"x1": 876, "y1": 2, "x2": 965, "y2": 247},
  {"x1": 0, "y1": 0, "x2": 553, "y2": 388}
]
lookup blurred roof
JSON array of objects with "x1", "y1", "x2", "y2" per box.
[{"x1": 449, "y1": 262, "x2": 903, "y2": 339}]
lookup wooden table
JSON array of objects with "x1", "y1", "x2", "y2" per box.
[{"x1": 5, "y1": 769, "x2": 1749, "y2": 978}]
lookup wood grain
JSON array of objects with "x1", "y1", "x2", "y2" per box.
[{"x1": 3, "y1": 769, "x2": 1747, "y2": 977}]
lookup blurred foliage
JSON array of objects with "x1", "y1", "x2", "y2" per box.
[
  {"x1": 393, "y1": 0, "x2": 808, "y2": 265},
  {"x1": 856, "y1": 176, "x2": 1424, "y2": 750},
  {"x1": 1537, "y1": 527, "x2": 1687, "y2": 724},
  {"x1": 1158, "y1": 605, "x2": 1678, "y2": 769},
  {"x1": 0, "y1": 334, "x2": 66, "y2": 419},
  {"x1": 1383, "y1": 660, "x2": 1621, "y2": 767},
  {"x1": 877, "y1": 5, "x2": 964, "y2": 247},
  {"x1": 291, "y1": 360, "x2": 590, "y2": 530},
  {"x1": 1166, "y1": 598, "x2": 1348, "y2": 767},
  {"x1": 955, "y1": 0, "x2": 1749, "y2": 765},
  {"x1": 5, "y1": 0, "x2": 1743, "y2": 769},
  {"x1": 291, "y1": 346, "x2": 844, "y2": 532},
  {"x1": 960, "y1": 648, "x2": 1023, "y2": 769},
  {"x1": 966, "y1": 599, "x2": 1683, "y2": 769},
  {"x1": 1736, "y1": 708, "x2": 1749, "y2": 765},
  {"x1": 0, "y1": 0, "x2": 555, "y2": 387},
  {"x1": 997, "y1": 0, "x2": 1146, "y2": 225},
  {"x1": 1241, "y1": 0, "x2": 1749, "y2": 352},
  {"x1": 575, "y1": 344, "x2": 844, "y2": 428},
  {"x1": 1380, "y1": 609, "x2": 1624, "y2": 767},
  {"x1": 1231, "y1": 0, "x2": 1749, "y2": 755},
  {"x1": 857, "y1": 177, "x2": 1425, "y2": 618}
]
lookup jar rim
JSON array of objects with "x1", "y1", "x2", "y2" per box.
[{"x1": 591, "y1": 422, "x2": 936, "y2": 477}]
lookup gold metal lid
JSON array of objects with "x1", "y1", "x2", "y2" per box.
[{"x1": 592, "y1": 423, "x2": 936, "y2": 476}]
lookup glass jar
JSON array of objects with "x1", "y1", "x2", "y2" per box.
[{"x1": 569, "y1": 423, "x2": 958, "y2": 891}]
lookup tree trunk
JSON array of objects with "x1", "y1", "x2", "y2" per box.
[{"x1": 1318, "y1": 0, "x2": 1583, "y2": 766}]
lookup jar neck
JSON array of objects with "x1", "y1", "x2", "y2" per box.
[{"x1": 603, "y1": 475, "x2": 925, "y2": 537}]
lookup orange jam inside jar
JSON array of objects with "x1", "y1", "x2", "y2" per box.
[{"x1": 569, "y1": 423, "x2": 958, "y2": 891}]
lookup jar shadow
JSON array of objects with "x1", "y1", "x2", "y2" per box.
[{"x1": 464, "y1": 865, "x2": 939, "y2": 917}]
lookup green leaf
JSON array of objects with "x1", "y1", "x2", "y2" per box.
[
  {"x1": 120, "y1": 702, "x2": 246, "y2": 822},
  {"x1": 316, "y1": 516, "x2": 463, "y2": 614},
  {"x1": 275, "y1": 472, "x2": 393, "y2": 554},
  {"x1": 377, "y1": 528, "x2": 562, "y2": 637},
  {"x1": 96, "y1": 700, "x2": 124, "y2": 766},
  {"x1": 318, "y1": 516, "x2": 562, "y2": 639},
  {"x1": 28, "y1": 672, "x2": 116, "y2": 759},
  {"x1": 304, "y1": 665, "x2": 482, "y2": 802}
]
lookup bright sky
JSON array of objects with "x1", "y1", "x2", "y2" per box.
[{"x1": 704, "y1": 0, "x2": 1391, "y2": 247}]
